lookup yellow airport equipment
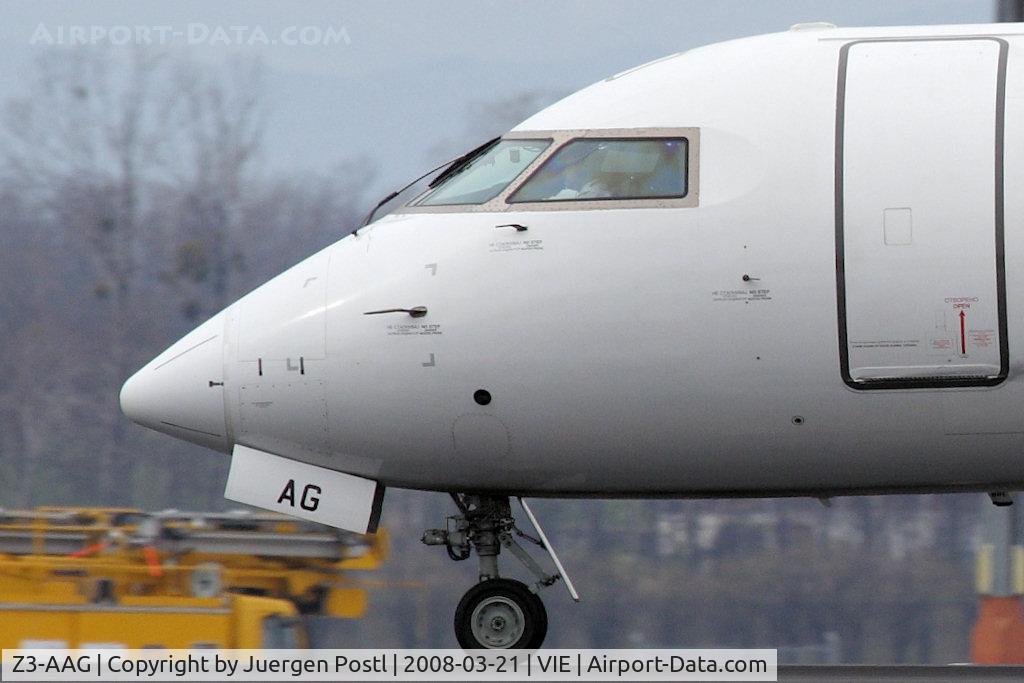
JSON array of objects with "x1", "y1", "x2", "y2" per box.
[
  {"x1": 0, "y1": 507, "x2": 386, "y2": 648},
  {"x1": 1, "y1": 593, "x2": 303, "y2": 648}
]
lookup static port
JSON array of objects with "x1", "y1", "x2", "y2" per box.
[{"x1": 474, "y1": 390, "x2": 492, "y2": 406}]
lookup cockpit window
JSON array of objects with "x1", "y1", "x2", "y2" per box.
[
  {"x1": 508, "y1": 138, "x2": 687, "y2": 203},
  {"x1": 413, "y1": 139, "x2": 550, "y2": 206}
]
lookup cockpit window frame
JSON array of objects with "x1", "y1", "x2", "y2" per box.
[
  {"x1": 395, "y1": 127, "x2": 700, "y2": 215},
  {"x1": 507, "y1": 136, "x2": 689, "y2": 204}
]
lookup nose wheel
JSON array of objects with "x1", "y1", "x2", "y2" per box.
[
  {"x1": 423, "y1": 494, "x2": 578, "y2": 649},
  {"x1": 455, "y1": 578, "x2": 547, "y2": 649}
]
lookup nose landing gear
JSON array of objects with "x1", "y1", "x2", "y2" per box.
[{"x1": 422, "y1": 494, "x2": 578, "y2": 649}]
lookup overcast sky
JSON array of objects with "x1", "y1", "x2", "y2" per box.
[{"x1": 0, "y1": 1, "x2": 1000, "y2": 189}]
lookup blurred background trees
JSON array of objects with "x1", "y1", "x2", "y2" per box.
[{"x1": 0, "y1": 48, "x2": 375, "y2": 506}]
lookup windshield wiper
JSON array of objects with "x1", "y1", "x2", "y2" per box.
[
  {"x1": 427, "y1": 136, "x2": 500, "y2": 189},
  {"x1": 359, "y1": 136, "x2": 501, "y2": 229},
  {"x1": 359, "y1": 161, "x2": 448, "y2": 228}
]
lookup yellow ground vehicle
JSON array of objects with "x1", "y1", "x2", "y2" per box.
[
  {"x1": 2, "y1": 594, "x2": 303, "y2": 648},
  {"x1": 0, "y1": 507, "x2": 385, "y2": 648}
]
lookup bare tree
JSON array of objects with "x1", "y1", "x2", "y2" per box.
[
  {"x1": 1, "y1": 49, "x2": 178, "y2": 306},
  {"x1": 163, "y1": 57, "x2": 265, "y2": 318},
  {"x1": 0, "y1": 47, "x2": 265, "y2": 503}
]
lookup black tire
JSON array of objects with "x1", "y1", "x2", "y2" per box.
[{"x1": 454, "y1": 578, "x2": 548, "y2": 649}]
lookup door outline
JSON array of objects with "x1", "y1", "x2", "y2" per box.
[{"x1": 834, "y1": 37, "x2": 1009, "y2": 390}]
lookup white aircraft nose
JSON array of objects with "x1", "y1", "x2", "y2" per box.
[{"x1": 120, "y1": 311, "x2": 231, "y2": 453}]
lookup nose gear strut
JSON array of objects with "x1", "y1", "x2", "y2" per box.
[{"x1": 422, "y1": 494, "x2": 578, "y2": 649}]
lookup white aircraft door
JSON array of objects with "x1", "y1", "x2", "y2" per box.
[{"x1": 836, "y1": 38, "x2": 1008, "y2": 389}]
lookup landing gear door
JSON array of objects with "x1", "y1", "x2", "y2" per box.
[
  {"x1": 837, "y1": 38, "x2": 1008, "y2": 389},
  {"x1": 225, "y1": 445, "x2": 384, "y2": 533}
]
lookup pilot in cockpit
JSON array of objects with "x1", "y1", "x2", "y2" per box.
[{"x1": 542, "y1": 139, "x2": 682, "y2": 200}]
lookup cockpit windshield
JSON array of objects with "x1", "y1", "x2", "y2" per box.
[
  {"x1": 412, "y1": 139, "x2": 550, "y2": 206},
  {"x1": 508, "y1": 138, "x2": 687, "y2": 202}
]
